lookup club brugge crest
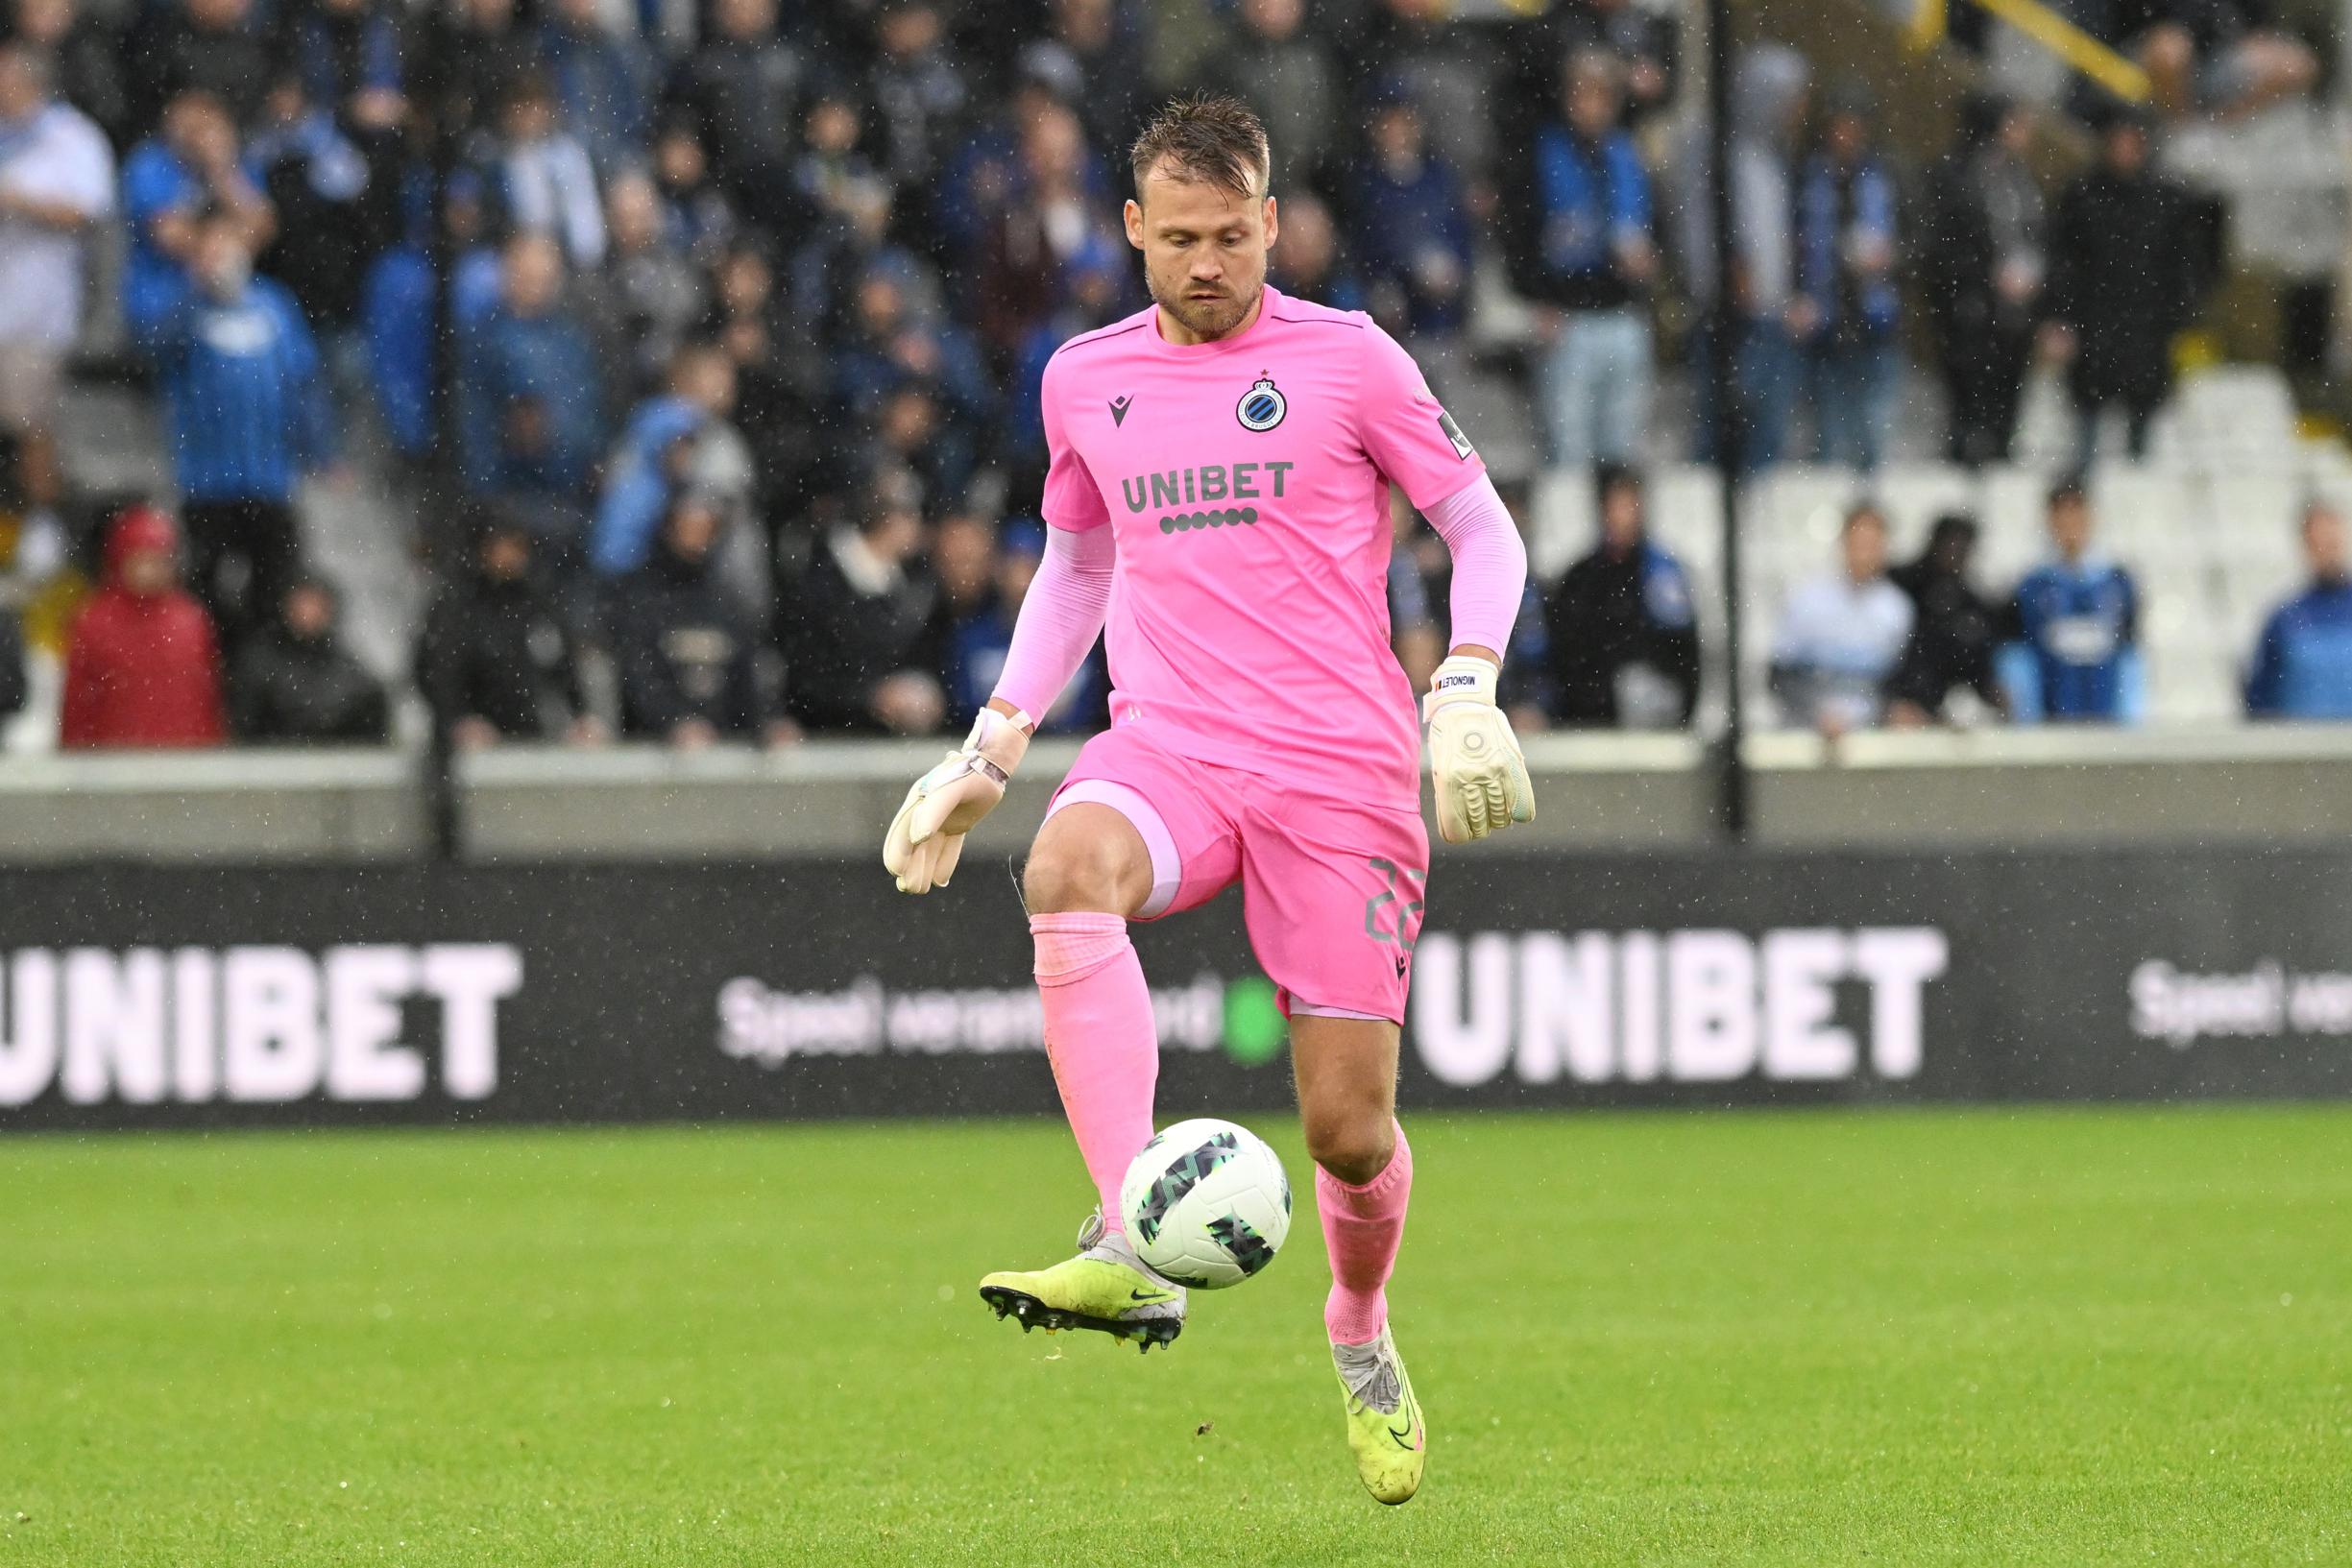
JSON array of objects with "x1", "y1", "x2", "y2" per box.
[{"x1": 1236, "y1": 374, "x2": 1287, "y2": 432}]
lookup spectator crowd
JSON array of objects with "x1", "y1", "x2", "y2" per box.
[{"x1": 0, "y1": 0, "x2": 2347, "y2": 751}]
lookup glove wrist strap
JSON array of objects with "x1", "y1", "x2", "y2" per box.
[{"x1": 964, "y1": 707, "x2": 1032, "y2": 785}]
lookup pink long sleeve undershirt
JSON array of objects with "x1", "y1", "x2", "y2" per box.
[
  {"x1": 990, "y1": 472, "x2": 1527, "y2": 719},
  {"x1": 1423, "y1": 472, "x2": 1527, "y2": 659},
  {"x1": 990, "y1": 523, "x2": 1115, "y2": 722}
]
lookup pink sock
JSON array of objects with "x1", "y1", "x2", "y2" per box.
[
  {"x1": 1031, "y1": 912, "x2": 1158, "y2": 1236},
  {"x1": 1317, "y1": 1120, "x2": 1413, "y2": 1343}
]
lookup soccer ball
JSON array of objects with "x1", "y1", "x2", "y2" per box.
[{"x1": 1120, "y1": 1118, "x2": 1292, "y2": 1290}]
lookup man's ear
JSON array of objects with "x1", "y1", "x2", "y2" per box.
[
  {"x1": 1262, "y1": 193, "x2": 1279, "y2": 251},
  {"x1": 1124, "y1": 198, "x2": 1144, "y2": 251}
]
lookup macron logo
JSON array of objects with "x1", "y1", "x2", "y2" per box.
[{"x1": 1109, "y1": 395, "x2": 1133, "y2": 427}]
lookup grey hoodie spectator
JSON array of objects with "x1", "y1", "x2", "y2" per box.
[{"x1": 1679, "y1": 43, "x2": 1807, "y2": 471}]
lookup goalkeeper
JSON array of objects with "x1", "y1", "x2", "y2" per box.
[{"x1": 883, "y1": 94, "x2": 1533, "y2": 1507}]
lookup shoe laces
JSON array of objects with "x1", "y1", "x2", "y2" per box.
[
  {"x1": 1075, "y1": 1208, "x2": 1107, "y2": 1252},
  {"x1": 1333, "y1": 1335, "x2": 1402, "y2": 1414}
]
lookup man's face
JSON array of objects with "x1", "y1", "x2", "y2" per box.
[
  {"x1": 1826, "y1": 112, "x2": 1867, "y2": 164},
  {"x1": 667, "y1": 503, "x2": 719, "y2": 563},
  {"x1": 715, "y1": 0, "x2": 771, "y2": 39},
  {"x1": 1600, "y1": 482, "x2": 1643, "y2": 550},
  {"x1": 2104, "y1": 124, "x2": 2147, "y2": 176},
  {"x1": 1241, "y1": 0, "x2": 1300, "y2": 41},
  {"x1": 187, "y1": 0, "x2": 247, "y2": 32},
  {"x1": 1567, "y1": 68, "x2": 1617, "y2": 138},
  {"x1": 196, "y1": 223, "x2": 250, "y2": 297},
  {"x1": 930, "y1": 515, "x2": 993, "y2": 602},
  {"x1": 2305, "y1": 508, "x2": 2347, "y2": 579},
  {"x1": 502, "y1": 92, "x2": 553, "y2": 141},
  {"x1": 1276, "y1": 197, "x2": 1334, "y2": 280},
  {"x1": 481, "y1": 531, "x2": 531, "y2": 581},
  {"x1": 997, "y1": 549, "x2": 1040, "y2": 608},
  {"x1": 1021, "y1": 104, "x2": 1082, "y2": 187},
  {"x1": 15, "y1": 0, "x2": 71, "y2": 48},
  {"x1": 0, "y1": 55, "x2": 41, "y2": 121},
  {"x1": 503, "y1": 237, "x2": 562, "y2": 314},
  {"x1": 656, "y1": 129, "x2": 705, "y2": 187},
  {"x1": 1842, "y1": 515, "x2": 1887, "y2": 582},
  {"x1": 120, "y1": 546, "x2": 174, "y2": 596},
  {"x1": 1370, "y1": 105, "x2": 1421, "y2": 164},
  {"x1": 284, "y1": 585, "x2": 333, "y2": 640},
  {"x1": 606, "y1": 175, "x2": 660, "y2": 252},
  {"x1": 679, "y1": 352, "x2": 736, "y2": 416},
  {"x1": 165, "y1": 94, "x2": 230, "y2": 159},
  {"x1": 856, "y1": 275, "x2": 903, "y2": 335},
  {"x1": 2049, "y1": 496, "x2": 2092, "y2": 559},
  {"x1": 879, "y1": 5, "x2": 939, "y2": 60},
  {"x1": 1125, "y1": 160, "x2": 1275, "y2": 343},
  {"x1": 867, "y1": 506, "x2": 922, "y2": 563}
]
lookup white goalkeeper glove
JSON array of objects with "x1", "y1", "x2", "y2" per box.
[
  {"x1": 883, "y1": 707, "x2": 1032, "y2": 894},
  {"x1": 1421, "y1": 655, "x2": 1536, "y2": 845}
]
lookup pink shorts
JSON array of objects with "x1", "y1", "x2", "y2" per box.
[{"x1": 1047, "y1": 724, "x2": 1430, "y2": 1024}]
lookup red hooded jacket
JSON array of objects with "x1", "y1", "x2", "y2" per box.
[{"x1": 59, "y1": 508, "x2": 227, "y2": 749}]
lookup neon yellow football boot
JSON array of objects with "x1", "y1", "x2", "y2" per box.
[
  {"x1": 979, "y1": 1211, "x2": 1186, "y2": 1353},
  {"x1": 1332, "y1": 1325, "x2": 1426, "y2": 1505}
]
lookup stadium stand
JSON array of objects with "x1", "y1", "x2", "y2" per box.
[{"x1": 0, "y1": 0, "x2": 2347, "y2": 760}]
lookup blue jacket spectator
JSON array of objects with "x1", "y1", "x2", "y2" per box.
[
  {"x1": 2002, "y1": 483, "x2": 2142, "y2": 722},
  {"x1": 1521, "y1": 100, "x2": 1652, "y2": 311},
  {"x1": 1793, "y1": 85, "x2": 1901, "y2": 470},
  {"x1": 457, "y1": 233, "x2": 606, "y2": 506},
  {"x1": 591, "y1": 393, "x2": 705, "y2": 577},
  {"x1": 2246, "y1": 505, "x2": 2352, "y2": 719},
  {"x1": 121, "y1": 90, "x2": 275, "y2": 338},
  {"x1": 363, "y1": 244, "x2": 434, "y2": 459},
  {"x1": 279, "y1": 0, "x2": 404, "y2": 119},
  {"x1": 134, "y1": 252, "x2": 331, "y2": 505},
  {"x1": 1793, "y1": 152, "x2": 1900, "y2": 341},
  {"x1": 540, "y1": 0, "x2": 648, "y2": 173},
  {"x1": 1353, "y1": 92, "x2": 1472, "y2": 339},
  {"x1": 592, "y1": 341, "x2": 742, "y2": 577},
  {"x1": 1511, "y1": 51, "x2": 1658, "y2": 471}
]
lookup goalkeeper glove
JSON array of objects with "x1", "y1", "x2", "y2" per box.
[
  {"x1": 883, "y1": 707, "x2": 1032, "y2": 894},
  {"x1": 1421, "y1": 655, "x2": 1536, "y2": 844}
]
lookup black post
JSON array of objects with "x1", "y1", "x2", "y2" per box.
[
  {"x1": 423, "y1": 112, "x2": 463, "y2": 861},
  {"x1": 1706, "y1": 0, "x2": 1751, "y2": 840}
]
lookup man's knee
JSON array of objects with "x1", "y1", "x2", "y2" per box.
[
  {"x1": 1023, "y1": 810, "x2": 1146, "y2": 914},
  {"x1": 1303, "y1": 1104, "x2": 1395, "y2": 1187}
]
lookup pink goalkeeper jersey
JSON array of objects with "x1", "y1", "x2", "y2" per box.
[{"x1": 1039, "y1": 285, "x2": 1486, "y2": 807}]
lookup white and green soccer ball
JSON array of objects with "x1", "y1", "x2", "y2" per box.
[{"x1": 1120, "y1": 1118, "x2": 1292, "y2": 1290}]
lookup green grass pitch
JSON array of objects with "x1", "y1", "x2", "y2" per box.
[{"x1": 4, "y1": 1105, "x2": 2347, "y2": 1566}]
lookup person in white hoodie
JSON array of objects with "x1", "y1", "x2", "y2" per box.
[
  {"x1": 0, "y1": 42, "x2": 111, "y2": 440},
  {"x1": 1771, "y1": 502, "x2": 1914, "y2": 736}
]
